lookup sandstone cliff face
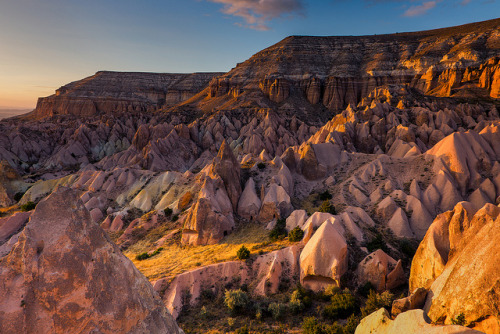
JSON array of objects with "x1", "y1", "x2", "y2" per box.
[
  {"x1": 0, "y1": 187, "x2": 182, "y2": 334},
  {"x1": 423, "y1": 203, "x2": 500, "y2": 328},
  {"x1": 35, "y1": 71, "x2": 221, "y2": 118},
  {"x1": 207, "y1": 18, "x2": 500, "y2": 110}
]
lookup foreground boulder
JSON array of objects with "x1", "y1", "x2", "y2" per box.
[
  {"x1": 355, "y1": 308, "x2": 481, "y2": 334},
  {"x1": 424, "y1": 203, "x2": 500, "y2": 328},
  {"x1": 0, "y1": 187, "x2": 182, "y2": 334}
]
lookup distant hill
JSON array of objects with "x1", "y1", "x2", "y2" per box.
[{"x1": 0, "y1": 108, "x2": 32, "y2": 120}]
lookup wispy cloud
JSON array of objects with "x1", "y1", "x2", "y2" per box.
[
  {"x1": 403, "y1": 1, "x2": 437, "y2": 16},
  {"x1": 207, "y1": 0, "x2": 304, "y2": 30}
]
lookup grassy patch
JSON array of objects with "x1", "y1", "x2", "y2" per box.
[{"x1": 125, "y1": 222, "x2": 291, "y2": 280}]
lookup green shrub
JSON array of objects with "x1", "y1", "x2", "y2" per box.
[
  {"x1": 257, "y1": 162, "x2": 266, "y2": 170},
  {"x1": 20, "y1": 201, "x2": 36, "y2": 212},
  {"x1": 235, "y1": 325, "x2": 249, "y2": 334},
  {"x1": 135, "y1": 252, "x2": 150, "y2": 261},
  {"x1": 164, "y1": 207, "x2": 173, "y2": 216},
  {"x1": 224, "y1": 289, "x2": 250, "y2": 314},
  {"x1": 268, "y1": 302, "x2": 287, "y2": 320},
  {"x1": 361, "y1": 290, "x2": 394, "y2": 317},
  {"x1": 398, "y1": 239, "x2": 417, "y2": 259},
  {"x1": 343, "y1": 314, "x2": 360, "y2": 334},
  {"x1": 302, "y1": 317, "x2": 342, "y2": 334},
  {"x1": 366, "y1": 233, "x2": 389, "y2": 253},
  {"x1": 288, "y1": 226, "x2": 304, "y2": 242},
  {"x1": 324, "y1": 284, "x2": 341, "y2": 297},
  {"x1": 319, "y1": 200, "x2": 336, "y2": 214},
  {"x1": 303, "y1": 317, "x2": 324, "y2": 334},
  {"x1": 135, "y1": 247, "x2": 163, "y2": 261},
  {"x1": 236, "y1": 245, "x2": 250, "y2": 260},
  {"x1": 323, "y1": 289, "x2": 357, "y2": 320},
  {"x1": 357, "y1": 282, "x2": 375, "y2": 298},
  {"x1": 172, "y1": 214, "x2": 179, "y2": 222},
  {"x1": 319, "y1": 190, "x2": 333, "y2": 201},
  {"x1": 269, "y1": 218, "x2": 287, "y2": 241},
  {"x1": 289, "y1": 289, "x2": 305, "y2": 313},
  {"x1": 451, "y1": 313, "x2": 466, "y2": 326}
]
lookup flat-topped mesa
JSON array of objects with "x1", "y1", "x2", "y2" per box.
[
  {"x1": 209, "y1": 18, "x2": 500, "y2": 109},
  {"x1": 35, "y1": 71, "x2": 222, "y2": 118}
]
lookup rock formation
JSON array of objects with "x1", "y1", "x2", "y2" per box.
[
  {"x1": 34, "y1": 71, "x2": 221, "y2": 118},
  {"x1": 300, "y1": 221, "x2": 348, "y2": 291},
  {"x1": 355, "y1": 308, "x2": 481, "y2": 334},
  {"x1": 0, "y1": 187, "x2": 182, "y2": 333}
]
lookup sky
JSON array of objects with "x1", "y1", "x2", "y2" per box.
[{"x1": 0, "y1": 0, "x2": 499, "y2": 109}]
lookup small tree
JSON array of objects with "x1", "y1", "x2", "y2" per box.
[
  {"x1": 361, "y1": 290, "x2": 394, "y2": 317},
  {"x1": 268, "y1": 302, "x2": 287, "y2": 320},
  {"x1": 288, "y1": 226, "x2": 304, "y2": 242},
  {"x1": 319, "y1": 190, "x2": 333, "y2": 201},
  {"x1": 236, "y1": 245, "x2": 250, "y2": 260},
  {"x1": 224, "y1": 289, "x2": 250, "y2": 315},
  {"x1": 319, "y1": 200, "x2": 336, "y2": 214},
  {"x1": 269, "y1": 218, "x2": 287, "y2": 241},
  {"x1": 20, "y1": 201, "x2": 36, "y2": 212},
  {"x1": 323, "y1": 289, "x2": 357, "y2": 320}
]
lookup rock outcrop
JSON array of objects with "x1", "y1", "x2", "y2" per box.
[
  {"x1": 0, "y1": 187, "x2": 182, "y2": 333},
  {"x1": 206, "y1": 18, "x2": 500, "y2": 111},
  {"x1": 211, "y1": 140, "x2": 241, "y2": 211},
  {"x1": 157, "y1": 245, "x2": 301, "y2": 319},
  {"x1": 355, "y1": 308, "x2": 481, "y2": 334},
  {"x1": 423, "y1": 203, "x2": 500, "y2": 327},
  {"x1": 300, "y1": 221, "x2": 348, "y2": 291},
  {"x1": 182, "y1": 174, "x2": 234, "y2": 245},
  {"x1": 34, "y1": 71, "x2": 221, "y2": 118},
  {"x1": 357, "y1": 249, "x2": 405, "y2": 292}
]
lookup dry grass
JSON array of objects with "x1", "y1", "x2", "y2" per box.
[
  {"x1": 125, "y1": 221, "x2": 293, "y2": 280},
  {"x1": 0, "y1": 205, "x2": 20, "y2": 217}
]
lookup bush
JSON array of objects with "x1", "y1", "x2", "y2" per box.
[
  {"x1": 343, "y1": 314, "x2": 360, "y2": 334},
  {"x1": 398, "y1": 239, "x2": 417, "y2": 259},
  {"x1": 323, "y1": 289, "x2": 357, "y2": 320},
  {"x1": 366, "y1": 233, "x2": 389, "y2": 253},
  {"x1": 20, "y1": 201, "x2": 36, "y2": 212},
  {"x1": 324, "y1": 284, "x2": 341, "y2": 297},
  {"x1": 319, "y1": 190, "x2": 333, "y2": 201},
  {"x1": 357, "y1": 282, "x2": 375, "y2": 298},
  {"x1": 164, "y1": 207, "x2": 173, "y2": 216},
  {"x1": 235, "y1": 325, "x2": 249, "y2": 334},
  {"x1": 135, "y1": 252, "x2": 150, "y2": 261},
  {"x1": 224, "y1": 289, "x2": 250, "y2": 314},
  {"x1": 361, "y1": 290, "x2": 394, "y2": 317},
  {"x1": 289, "y1": 290, "x2": 305, "y2": 313},
  {"x1": 268, "y1": 302, "x2": 287, "y2": 320},
  {"x1": 236, "y1": 245, "x2": 250, "y2": 260},
  {"x1": 269, "y1": 218, "x2": 287, "y2": 241},
  {"x1": 318, "y1": 200, "x2": 336, "y2": 214},
  {"x1": 257, "y1": 162, "x2": 266, "y2": 170},
  {"x1": 451, "y1": 313, "x2": 466, "y2": 326},
  {"x1": 302, "y1": 317, "x2": 342, "y2": 334},
  {"x1": 288, "y1": 226, "x2": 304, "y2": 242},
  {"x1": 172, "y1": 214, "x2": 179, "y2": 222},
  {"x1": 135, "y1": 247, "x2": 163, "y2": 261},
  {"x1": 303, "y1": 317, "x2": 325, "y2": 334}
]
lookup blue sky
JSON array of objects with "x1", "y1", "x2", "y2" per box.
[{"x1": 0, "y1": 0, "x2": 499, "y2": 108}]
